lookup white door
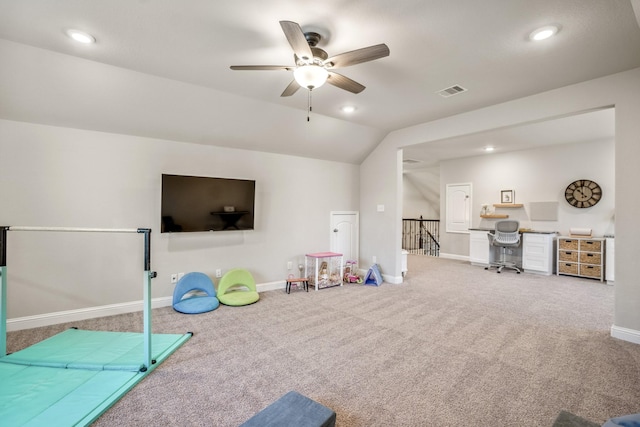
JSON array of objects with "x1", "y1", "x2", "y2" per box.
[
  {"x1": 446, "y1": 183, "x2": 471, "y2": 233},
  {"x1": 330, "y1": 211, "x2": 359, "y2": 263}
]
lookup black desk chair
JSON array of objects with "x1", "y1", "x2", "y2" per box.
[{"x1": 485, "y1": 220, "x2": 521, "y2": 274}]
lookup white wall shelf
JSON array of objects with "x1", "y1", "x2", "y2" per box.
[{"x1": 493, "y1": 203, "x2": 523, "y2": 208}]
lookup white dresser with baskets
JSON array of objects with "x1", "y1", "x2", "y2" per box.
[{"x1": 556, "y1": 236, "x2": 605, "y2": 282}]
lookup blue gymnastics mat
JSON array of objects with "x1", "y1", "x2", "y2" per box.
[{"x1": 0, "y1": 328, "x2": 191, "y2": 427}]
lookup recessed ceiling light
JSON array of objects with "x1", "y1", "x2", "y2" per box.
[
  {"x1": 341, "y1": 105, "x2": 356, "y2": 113},
  {"x1": 484, "y1": 146, "x2": 495, "y2": 152},
  {"x1": 66, "y1": 29, "x2": 96, "y2": 44},
  {"x1": 529, "y1": 25, "x2": 559, "y2": 41}
]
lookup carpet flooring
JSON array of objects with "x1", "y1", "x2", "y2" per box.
[{"x1": 7, "y1": 255, "x2": 640, "y2": 426}]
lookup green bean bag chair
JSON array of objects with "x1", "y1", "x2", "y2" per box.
[{"x1": 217, "y1": 268, "x2": 260, "y2": 306}]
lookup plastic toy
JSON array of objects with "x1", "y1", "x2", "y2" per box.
[{"x1": 344, "y1": 260, "x2": 362, "y2": 283}]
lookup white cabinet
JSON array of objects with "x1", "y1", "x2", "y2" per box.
[
  {"x1": 522, "y1": 233, "x2": 557, "y2": 275},
  {"x1": 401, "y1": 250, "x2": 408, "y2": 276},
  {"x1": 469, "y1": 230, "x2": 492, "y2": 266},
  {"x1": 606, "y1": 237, "x2": 614, "y2": 283}
]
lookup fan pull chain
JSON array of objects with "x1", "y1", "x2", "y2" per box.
[{"x1": 307, "y1": 89, "x2": 312, "y2": 122}]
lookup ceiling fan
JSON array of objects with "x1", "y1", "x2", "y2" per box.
[{"x1": 230, "y1": 20, "x2": 390, "y2": 98}]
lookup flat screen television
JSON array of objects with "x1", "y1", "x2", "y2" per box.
[{"x1": 161, "y1": 174, "x2": 255, "y2": 233}]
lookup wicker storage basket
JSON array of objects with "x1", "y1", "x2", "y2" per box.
[
  {"x1": 559, "y1": 251, "x2": 578, "y2": 262},
  {"x1": 580, "y1": 252, "x2": 602, "y2": 265},
  {"x1": 559, "y1": 239, "x2": 578, "y2": 251},
  {"x1": 559, "y1": 262, "x2": 578, "y2": 275},
  {"x1": 579, "y1": 240, "x2": 602, "y2": 252},
  {"x1": 580, "y1": 264, "x2": 602, "y2": 278}
]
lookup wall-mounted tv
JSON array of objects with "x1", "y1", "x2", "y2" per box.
[{"x1": 161, "y1": 174, "x2": 255, "y2": 233}]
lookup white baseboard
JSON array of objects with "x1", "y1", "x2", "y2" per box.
[
  {"x1": 7, "y1": 297, "x2": 173, "y2": 332},
  {"x1": 8, "y1": 281, "x2": 288, "y2": 332},
  {"x1": 611, "y1": 325, "x2": 640, "y2": 345},
  {"x1": 439, "y1": 253, "x2": 469, "y2": 261},
  {"x1": 382, "y1": 274, "x2": 403, "y2": 284},
  {"x1": 256, "y1": 281, "x2": 286, "y2": 292}
]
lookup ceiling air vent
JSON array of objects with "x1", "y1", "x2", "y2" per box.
[{"x1": 436, "y1": 85, "x2": 467, "y2": 98}]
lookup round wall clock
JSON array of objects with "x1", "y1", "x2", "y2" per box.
[{"x1": 564, "y1": 179, "x2": 602, "y2": 208}]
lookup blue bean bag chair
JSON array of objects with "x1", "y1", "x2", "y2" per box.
[
  {"x1": 602, "y1": 413, "x2": 640, "y2": 427},
  {"x1": 553, "y1": 410, "x2": 640, "y2": 427},
  {"x1": 172, "y1": 272, "x2": 220, "y2": 314}
]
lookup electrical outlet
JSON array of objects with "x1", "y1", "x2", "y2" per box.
[
  {"x1": 216, "y1": 269, "x2": 222, "y2": 278},
  {"x1": 170, "y1": 273, "x2": 178, "y2": 284},
  {"x1": 178, "y1": 272, "x2": 185, "y2": 280},
  {"x1": 372, "y1": 256, "x2": 377, "y2": 263},
  {"x1": 287, "y1": 261, "x2": 293, "y2": 270}
]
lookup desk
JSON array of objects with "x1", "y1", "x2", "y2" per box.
[{"x1": 469, "y1": 229, "x2": 557, "y2": 275}]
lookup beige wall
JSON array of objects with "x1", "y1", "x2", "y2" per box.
[
  {"x1": 402, "y1": 168, "x2": 440, "y2": 220},
  {"x1": 438, "y1": 138, "x2": 615, "y2": 258},
  {"x1": 0, "y1": 119, "x2": 359, "y2": 319},
  {"x1": 361, "y1": 67, "x2": 640, "y2": 342}
]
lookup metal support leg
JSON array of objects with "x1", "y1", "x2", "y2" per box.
[
  {"x1": 0, "y1": 227, "x2": 7, "y2": 358},
  {"x1": 138, "y1": 228, "x2": 155, "y2": 371},
  {"x1": 143, "y1": 270, "x2": 152, "y2": 370},
  {"x1": 0, "y1": 266, "x2": 6, "y2": 358}
]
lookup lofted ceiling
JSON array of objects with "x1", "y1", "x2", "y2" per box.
[{"x1": 0, "y1": 1, "x2": 639, "y2": 164}]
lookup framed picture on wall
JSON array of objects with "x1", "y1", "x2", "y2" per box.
[{"x1": 501, "y1": 190, "x2": 514, "y2": 204}]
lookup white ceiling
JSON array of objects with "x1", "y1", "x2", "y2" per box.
[{"x1": 0, "y1": 0, "x2": 639, "y2": 164}]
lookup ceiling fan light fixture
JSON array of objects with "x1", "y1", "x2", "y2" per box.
[{"x1": 294, "y1": 64, "x2": 328, "y2": 90}]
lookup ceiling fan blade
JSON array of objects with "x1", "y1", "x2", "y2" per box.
[
  {"x1": 281, "y1": 80, "x2": 301, "y2": 97},
  {"x1": 326, "y1": 72, "x2": 365, "y2": 94},
  {"x1": 280, "y1": 21, "x2": 314, "y2": 62},
  {"x1": 325, "y1": 44, "x2": 390, "y2": 68},
  {"x1": 230, "y1": 65, "x2": 294, "y2": 71}
]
